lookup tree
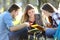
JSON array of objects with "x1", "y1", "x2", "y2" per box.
[{"x1": 37, "y1": 0, "x2": 44, "y2": 25}]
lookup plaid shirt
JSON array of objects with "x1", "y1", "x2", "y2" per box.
[{"x1": 52, "y1": 12, "x2": 60, "y2": 28}]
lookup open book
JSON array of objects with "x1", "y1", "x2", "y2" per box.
[{"x1": 31, "y1": 24, "x2": 45, "y2": 32}]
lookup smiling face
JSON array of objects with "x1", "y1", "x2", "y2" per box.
[
  {"x1": 27, "y1": 9, "x2": 35, "y2": 23},
  {"x1": 22, "y1": 4, "x2": 35, "y2": 23},
  {"x1": 27, "y1": 9, "x2": 35, "y2": 17}
]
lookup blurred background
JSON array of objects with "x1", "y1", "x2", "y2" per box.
[
  {"x1": 0, "y1": 0, "x2": 60, "y2": 26},
  {"x1": 0, "y1": 0, "x2": 60, "y2": 13}
]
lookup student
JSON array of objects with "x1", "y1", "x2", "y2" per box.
[
  {"x1": 21, "y1": 4, "x2": 41, "y2": 28},
  {"x1": 21, "y1": 4, "x2": 41, "y2": 40},
  {"x1": 40, "y1": 3, "x2": 60, "y2": 37},
  {"x1": 0, "y1": 4, "x2": 30, "y2": 40}
]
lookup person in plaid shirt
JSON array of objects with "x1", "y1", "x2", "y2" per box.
[
  {"x1": 53, "y1": 12, "x2": 60, "y2": 40},
  {"x1": 52, "y1": 12, "x2": 60, "y2": 27},
  {"x1": 41, "y1": 3, "x2": 60, "y2": 37}
]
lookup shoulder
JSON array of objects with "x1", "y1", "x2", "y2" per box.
[
  {"x1": 35, "y1": 14, "x2": 43, "y2": 25},
  {"x1": 1, "y1": 11, "x2": 12, "y2": 20},
  {"x1": 4, "y1": 11, "x2": 12, "y2": 18},
  {"x1": 35, "y1": 14, "x2": 41, "y2": 19},
  {"x1": 52, "y1": 12, "x2": 59, "y2": 19}
]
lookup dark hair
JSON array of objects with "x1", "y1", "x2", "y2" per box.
[
  {"x1": 42, "y1": 3, "x2": 54, "y2": 13},
  {"x1": 46, "y1": 16, "x2": 53, "y2": 28},
  {"x1": 8, "y1": 4, "x2": 20, "y2": 13},
  {"x1": 48, "y1": 16, "x2": 53, "y2": 26}
]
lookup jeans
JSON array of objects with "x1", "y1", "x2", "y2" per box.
[
  {"x1": 45, "y1": 28, "x2": 56, "y2": 38},
  {"x1": 9, "y1": 27, "x2": 28, "y2": 40}
]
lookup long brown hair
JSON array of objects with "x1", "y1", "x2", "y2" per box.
[
  {"x1": 21, "y1": 4, "x2": 34, "y2": 23},
  {"x1": 48, "y1": 16, "x2": 53, "y2": 27}
]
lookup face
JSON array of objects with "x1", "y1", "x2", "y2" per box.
[
  {"x1": 42, "y1": 10, "x2": 50, "y2": 17},
  {"x1": 13, "y1": 9, "x2": 20, "y2": 18},
  {"x1": 28, "y1": 9, "x2": 35, "y2": 17}
]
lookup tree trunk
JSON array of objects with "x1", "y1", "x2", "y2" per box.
[{"x1": 37, "y1": 0, "x2": 43, "y2": 26}]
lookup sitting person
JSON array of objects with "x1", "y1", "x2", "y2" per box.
[
  {"x1": 40, "y1": 3, "x2": 60, "y2": 38},
  {"x1": 54, "y1": 23, "x2": 60, "y2": 40},
  {"x1": 21, "y1": 4, "x2": 42, "y2": 40},
  {"x1": 0, "y1": 3, "x2": 30, "y2": 40}
]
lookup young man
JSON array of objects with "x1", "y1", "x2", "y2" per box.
[{"x1": 0, "y1": 4, "x2": 29, "y2": 40}]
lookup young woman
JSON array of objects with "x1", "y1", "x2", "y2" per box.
[
  {"x1": 21, "y1": 4, "x2": 42, "y2": 28},
  {"x1": 21, "y1": 4, "x2": 41, "y2": 40},
  {"x1": 41, "y1": 3, "x2": 58, "y2": 38},
  {"x1": 21, "y1": 4, "x2": 35, "y2": 25}
]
